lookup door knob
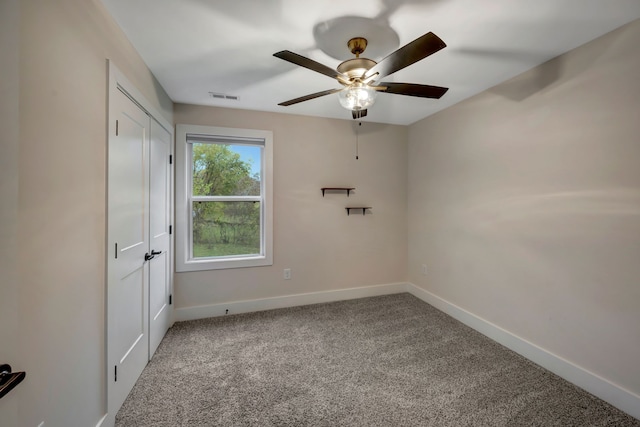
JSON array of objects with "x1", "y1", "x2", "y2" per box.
[{"x1": 145, "y1": 250, "x2": 162, "y2": 261}]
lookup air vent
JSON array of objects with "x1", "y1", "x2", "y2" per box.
[{"x1": 209, "y1": 92, "x2": 240, "y2": 101}]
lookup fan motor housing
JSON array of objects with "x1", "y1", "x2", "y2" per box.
[{"x1": 337, "y1": 58, "x2": 377, "y2": 79}]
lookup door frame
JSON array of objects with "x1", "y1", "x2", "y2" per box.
[{"x1": 105, "y1": 60, "x2": 174, "y2": 426}]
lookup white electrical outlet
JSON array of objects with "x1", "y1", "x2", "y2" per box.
[
  {"x1": 284, "y1": 268, "x2": 291, "y2": 280},
  {"x1": 421, "y1": 264, "x2": 428, "y2": 275}
]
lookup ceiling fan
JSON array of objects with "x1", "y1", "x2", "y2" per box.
[{"x1": 274, "y1": 31, "x2": 448, "y2": 119}]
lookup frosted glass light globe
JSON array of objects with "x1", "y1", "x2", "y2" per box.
[{"x1": 338, "y1": 84, "x2": 377, "y2": 111}]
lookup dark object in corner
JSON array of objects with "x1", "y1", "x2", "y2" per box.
[{"x1": 0, "y1": 364, "x2": 26, "y2": 399}]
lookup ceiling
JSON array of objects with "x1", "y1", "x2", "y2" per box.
[{"x1": 100, "y1": 0, "x2": 640, "y2": 126}]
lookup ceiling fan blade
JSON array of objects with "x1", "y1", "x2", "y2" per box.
[
  {"x1": 278, "y1": 88, "x2": 342, "y2": 106},
  {"x1": 274, "y1": 50, "x2": 347, "y2": 81},
  {"x1": 377, "y1": 82, "x2": 448, "y2": 99},
  {"x1": 364, "y1": 32, "x2": 446, "y2": 81}
]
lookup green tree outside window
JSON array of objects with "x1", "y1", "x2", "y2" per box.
[{"x1": 191, "y1": 143, "x2": 261, "y2": 258}]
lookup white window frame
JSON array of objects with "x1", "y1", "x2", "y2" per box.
[{"x1": 175, "y1": 124, "x2": 273, "y2": 272}]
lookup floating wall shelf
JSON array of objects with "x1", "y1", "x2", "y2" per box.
[
  {"x1": 321, "y1": 187, "x2": 355, "y2": 197},
  {"x1": 320, "y1": 188, "x2": 371, "y2": 215},
  {"x1": 345, "y1": 207, "x2": 371, "y2": 216}
]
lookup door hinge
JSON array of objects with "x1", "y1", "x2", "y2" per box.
[
  {"x1": 116, "y1": 120, "x2": 119, "y2": 136},
  {"x1": 169, "y1": 294, "x2": 172, "y2": 305},
  {"x1": 169, "y1": 225, "x2": 172, "y2": 235},
  {"x1": 169, "y1": 154, "x2": 173, "y2": 164},
  {"x1": 115, "y1": 243, "x2": 118, "y2": 259},
  {"x1": 114, "y1": 365, "x2": 117, "y2": 382}
]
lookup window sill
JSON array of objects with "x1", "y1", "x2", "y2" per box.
[{"x1": 176, "y1": 254, "x2": 272, "y2": 272}]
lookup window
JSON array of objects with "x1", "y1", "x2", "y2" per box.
[{"x1": 176, "y1": 124, "x2": 273, "y2": 271}]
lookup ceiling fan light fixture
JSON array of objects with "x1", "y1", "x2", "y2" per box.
[
  {"x1": 273, "y1": 31, "x2": 448, "y2": 117},
  {"x1": 338, "y1": 83, "x2": 377, "y2": 111}
]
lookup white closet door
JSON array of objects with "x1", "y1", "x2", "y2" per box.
[
  {"x1": 107, "y1": 88, "x2": 150, "y2": 415},
  {"x1": 149, "y1": 119, "x2": 172, "y2": 357}
]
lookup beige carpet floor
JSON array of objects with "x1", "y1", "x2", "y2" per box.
[{"x1": 116, "y1": 293, "x2": 640, "y2": 426}]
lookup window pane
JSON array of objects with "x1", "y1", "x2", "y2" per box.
[
  {"x1": 192, "y1": 143, "x2": 261, "y2": 196},
  {"x1": 192, "y1": 201, "x2": 261, "y2": 258}
]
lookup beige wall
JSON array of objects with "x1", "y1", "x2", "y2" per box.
[
  {"x1": 15, "y1": 0, "x2": 172, "y2": 426},
  {"x1": 0, "y1": 1, "x2": 20, "y2": 426},
  {"x1": 8, "y1": 0, "x2": 639, "y2": 424},
  {"x1": 173, "y1": 105, "x2": 408, "y2": 309},
  {"x1": 408, "y1": 19, "x2": 640, "y2": 397}
]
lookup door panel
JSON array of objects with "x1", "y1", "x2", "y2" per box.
[
  {"x1": 108, "y1": 88, "x2": 150, "y2": 415},
  {"x1": 149, "y1": 252, "x2": 168, "y2": 321},
  {"x1": 110, "y1": 110, "x2": 147, "y2": 248},
  {"x1": 115, "y1": 269, "x2": 146, "y2": 360},
  {"x1": 149, "y1": 119, "x2": 172, "y2": 357}
]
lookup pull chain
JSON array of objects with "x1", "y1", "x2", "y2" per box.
[{"x1": 356, "y1": 121, "x2": 361, "y2": 160}]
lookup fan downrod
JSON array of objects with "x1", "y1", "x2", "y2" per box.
[{"x1": 347, "y1": 37, "x2": 368, "y2": 58}]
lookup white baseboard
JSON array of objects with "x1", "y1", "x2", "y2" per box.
[
  {"x1": 174, "y1": 282, "x2": 407, "y2": 322},
  {"x1": 406, "y1": 283, "x2": 640, "y2": 421}
]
